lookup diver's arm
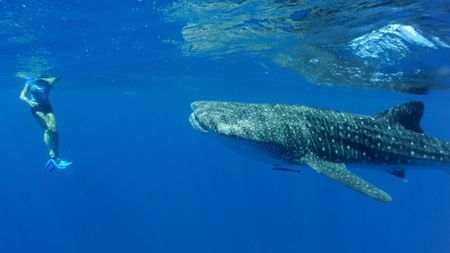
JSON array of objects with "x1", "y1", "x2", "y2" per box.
[
  {"x1": 42, "y1": 76, "x2": 60, "y2": 86},
  {"x1": 19, "y1": 84, "x2": 37, "y2": 107}
]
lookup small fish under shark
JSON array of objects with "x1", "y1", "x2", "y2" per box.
[{"x1": 189, "y1": 101, "x2": 450, "y2": 202}]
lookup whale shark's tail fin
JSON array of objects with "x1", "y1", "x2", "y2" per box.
[{"x1": 375, "y1": 101, "x2": 424, "y2": 133}]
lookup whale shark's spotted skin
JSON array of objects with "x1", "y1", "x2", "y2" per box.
[
  {"x1": 189, "y1": 101, "x2": 450, "y2": 202},
  {"x1": 297, "y1": 105, "x2": 449, "y2": 165}
]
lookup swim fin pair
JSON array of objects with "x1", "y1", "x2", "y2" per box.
[{"x1": 43, "y1": 158, "x2": 72, "y2": 172}]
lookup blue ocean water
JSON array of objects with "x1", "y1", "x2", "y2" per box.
[{"x1": 1, "y1": 1, "x2": 449, "y2": 253}]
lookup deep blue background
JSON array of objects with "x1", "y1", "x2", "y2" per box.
[{"x1": 0, "y1": 1, "x2": 449, "y2": 253}]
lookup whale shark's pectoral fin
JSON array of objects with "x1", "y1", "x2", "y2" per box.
[{"x1": 299, "y1": 153, "x2": 392, "y2": 202}]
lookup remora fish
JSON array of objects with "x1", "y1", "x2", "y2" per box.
[{"x1": 189, "y1": 101, "x2": 450, "y2": 202}]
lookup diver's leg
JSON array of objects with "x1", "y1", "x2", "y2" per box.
[
  {"x1": 32, "y1": 110, "x2": 47, "y2": 129},
  {"x1": 32, "y1": 111, "x2": 57, "y2": 158},
  {"x1": 44, "y1": 130, "x2": 59, "y2": 159},
  {"x1": 44, "y1": 113, "x2": 59, "y2": 159}
]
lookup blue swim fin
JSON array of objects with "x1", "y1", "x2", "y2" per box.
[
  {"x1": 54, "y1": 158, "x2": 72, "y2": 169},
  {"x1": 43, "y1": 158, "x2": 72, "y2": 172},
  {"x1": 43, "y1": 159, "x2": 57, "y2": 172}
]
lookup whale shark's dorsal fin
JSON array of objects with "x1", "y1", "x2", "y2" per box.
[
  {"x1": 375, "y1": 101, "x2": 424, "y2": 133},
  {"x1": 299, "y1": 153, "x2": 392, "y2": 202}
]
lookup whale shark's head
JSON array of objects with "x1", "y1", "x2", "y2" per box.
[
  {"x1": 189, "y1": 101, "x2": 267, "y2": 138},
  {"x1": 189, "y1": 101, "x2": 278, "y2": 161},
  {"x1": 189, "y1": 101, "x2": 310, "y2": 163},
  {"x1": 189, "y1": 102, "x2": 212, "y2": 134}
]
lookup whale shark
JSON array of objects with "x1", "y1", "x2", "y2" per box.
[{"x1": 189, "y1": 101, "x2": 450, "y2": 202}]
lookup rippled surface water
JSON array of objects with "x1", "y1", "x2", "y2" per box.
[{"x1": 163, "y1": 0, "x2": 450, "y2": 93}]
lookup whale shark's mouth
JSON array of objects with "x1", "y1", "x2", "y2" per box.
[
  {"x1": 190, "y1": 101, "x2": 215, "y2": 133},
  {"x1": 189, "y1": 112, "x2": 209, "y2": 133}
]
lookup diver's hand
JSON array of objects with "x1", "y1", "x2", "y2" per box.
[{"x1": 29, "y1": 101, "x2": 38, "y2": 107}]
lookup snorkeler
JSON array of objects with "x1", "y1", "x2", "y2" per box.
[{"x1": 19, "y1": 76, "x2": 72, "y2": 171}]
